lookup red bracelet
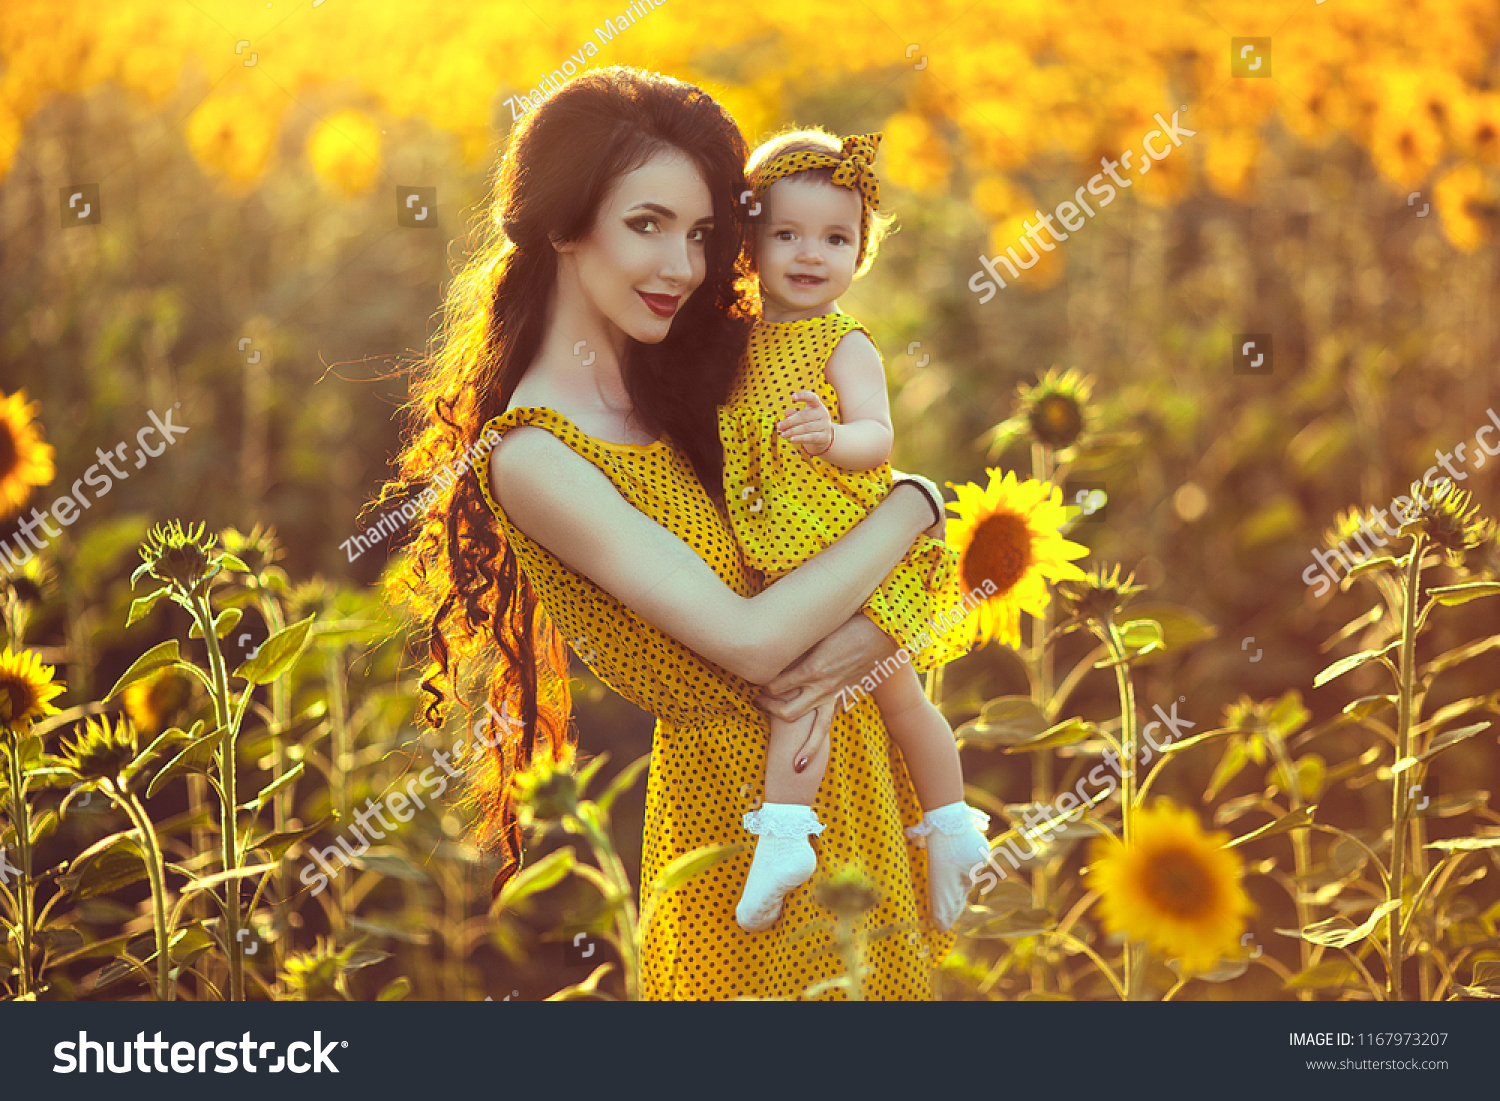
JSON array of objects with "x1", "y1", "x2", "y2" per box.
[{"x1": 807, "y1": 426, "x2": 835, "y2": 457}]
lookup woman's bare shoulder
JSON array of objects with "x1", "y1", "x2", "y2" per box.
[{"x1": 488, "y1": 421, "x2": 583, "y2": 495}]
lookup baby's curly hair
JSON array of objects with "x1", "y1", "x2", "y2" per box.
[{"x1": 746, "y1": 126, "x2": 897, "y2": 278}]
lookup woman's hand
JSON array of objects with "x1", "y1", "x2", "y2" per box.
[
  {"x1": 755, "y1": 612, "x2": 898, "y2": 770},
  {"x1": 778, "y1": 391, "x2": 835, "y2": 457}
]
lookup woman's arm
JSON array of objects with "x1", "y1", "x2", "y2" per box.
[{"x1": 489, "y1": 425, "x2": 935, "y2": 685}]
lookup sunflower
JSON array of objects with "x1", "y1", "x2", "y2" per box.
[
  {"x1": 1433, "y1": 163, "x2": 1498, "y2": 253},
  {"x1": 1087, "y1": 799, "x2": 1252, "y2": 975},
  {"x1": 132, "y1": 520, "x2": 221, "y2": 599},
  {"x1": 122, "y1": 667, "x2": 190, "y2": 737},
  {"x1": 58, "y1": 715, "x2": 138, "y2": 783},
  {"x1": 0, "y1": 390, "x2": 56, "y2": 520},
  {"x1": 815, "y1": 864, "x2": 879, "y2": 919},
  {"x1": 511, "y1": 740, "x2": 580, "y2": 826},
  {"x1": 945, "y1": 469, "x2": 1089, "y2": 648},
  {"x1": 1399, "y1": 479, "x2": 1494, "y2": 566},
  {"x1": 1319, "y1": 505, "x2": 1388, "y2": 579},
  {"x1": 1016, "y1": 367, "x2": 1095, "y2": 450},
  {"x1": 1056, "y1": 562, "x2": 1147, "y2": 623},
  {"x1": 0, "y1": 646, "x2": 66, "y2": 731}
]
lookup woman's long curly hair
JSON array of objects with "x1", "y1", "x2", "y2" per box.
[{"x1": 382, "y1": 67, "x2": 757, "y2": 897}]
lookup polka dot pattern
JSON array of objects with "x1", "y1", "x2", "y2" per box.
[
  {"x1": 479, "y1": 405, "x2": 954, "y2": 1000},
  {"x1": 719, "y1": 312, "x2": 973, "y2": 672}
]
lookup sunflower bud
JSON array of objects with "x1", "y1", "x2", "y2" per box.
[
  {"x1": 1016, "y1": 368, "x2": 1094, "y2": 451},
  {"x1": 60, "y1": 715, "x2": 138, "y2": 783},
  {"x1": 815, "y1": 865, "x2": 879, "y2": 919},
  {"x1": 1400, "y1": 480, "x2": 1494, "y2": 566},
  {"x1": 512, "y1": 744, "x2": 580, "y2": 826},
  {"x1": 1056, "y1": 562, "x2": 1147, "y2": 623},
  {"x1": 281, "y1": 937, "x2": 357, "y2": 1001},
  {"x1": 132, "y1": 521, "x2": 222, "y2": 599}
]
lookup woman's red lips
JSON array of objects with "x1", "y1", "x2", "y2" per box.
[{"x1": 638, "y1": 291, "x2": 680, "y2": 317}]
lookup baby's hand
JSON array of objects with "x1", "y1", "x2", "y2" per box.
[{"x1": 777, "y1": 391, "x2": 835, "y2": 457}]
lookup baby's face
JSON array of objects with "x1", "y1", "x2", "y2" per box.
[{"x1": 756, "y1": 177, "x2": 863, "y2": 321}]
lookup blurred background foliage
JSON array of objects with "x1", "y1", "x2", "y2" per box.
[{"x1": 1, "y1": 0, "x2": 1497, "y2": 999}]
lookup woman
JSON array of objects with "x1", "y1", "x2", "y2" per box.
[{"x1": 386, "y1": 66, "x2": 957, "y2": 999}]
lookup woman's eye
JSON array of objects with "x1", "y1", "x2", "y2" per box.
[
  {"x1": 629, "y1": 217, "x2": 661, "y2": 234},
  {"x1": 689, "y1": 226, "x2": 711, "y2": 242}
]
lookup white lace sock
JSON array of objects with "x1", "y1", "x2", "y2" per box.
[
  {"x1": 906, "y1": 801, "x2": 992, "y2": 931},
  {"x1": 735, "y1": 803, "x2": 823, "y2": 933}
]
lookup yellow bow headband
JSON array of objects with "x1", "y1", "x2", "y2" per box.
[{"x1": 750, "y1": 132, "x2": 883, "y2": 268}]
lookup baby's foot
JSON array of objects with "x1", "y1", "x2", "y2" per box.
[
  {"x1": 907, "y1": 802, "x2": 991, "y2": 932},
  {"x1": 735, "y1": 803, "x2": 823, "y2": 933}
]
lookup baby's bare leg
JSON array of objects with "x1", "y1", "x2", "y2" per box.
[
  {"x1": 870, "y1": 663, "x2": 963, "y2": 809},
  {"x1": 764, "y1": 710, "x2": 831, "y2": 804},
  {"x1": 735, "y1": 712, "x2": 831, "y2": 933},
  {"x1": 872, "y1": 662, "x2": 991, "y2": 931}
]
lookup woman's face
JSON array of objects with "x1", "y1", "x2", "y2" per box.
[{"x1": 557, "y1": 146, "x2": 715, "y2": 345}]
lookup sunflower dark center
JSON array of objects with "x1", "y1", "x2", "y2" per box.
[
  {"x1": 962, "y1": 511, "x2": 1032, "y2": 595},
  {"x1": 1029, "y1": 394, "x2": 1084, "y2": 448},
  {"x1": 0, "y1": 674, "x2": 37, "y2": 724},
  {"x1": 0, "y1": 420, "x2": 17, "y2": 479},
  {"x1": 1141, "y1": 847, "x2": 1212, "y2": 919}
]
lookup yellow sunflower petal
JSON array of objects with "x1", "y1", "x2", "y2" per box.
[{"x1": 1087, "y1": 800, "x2": 1252, "y2": 975}]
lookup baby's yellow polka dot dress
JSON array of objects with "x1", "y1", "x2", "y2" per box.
[
  {"x1": 479, "y1": 405, "x2": 955, "y2": 1000},
  {"x1": 719, "y1": 311, "x2": 972, "y2": 671}
]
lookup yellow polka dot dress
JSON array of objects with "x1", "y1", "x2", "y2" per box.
[
  {"x1": 479, "y1": 405, "x2": 955, "y2": 1000},
  {"x1": 719, "y1": 311, "x2": 972, "y2": 671}
]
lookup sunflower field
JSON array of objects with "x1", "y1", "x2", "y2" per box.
[{"x1": 2, "y1": 0, "x2": 1499, "y2": 1008}]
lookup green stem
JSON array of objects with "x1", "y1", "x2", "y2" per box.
[
  {"x1": 258, "y1": 594, "x2": 289, "y2": 976},
  {"x1": 113, "y1": 782, "x2": 173, "y2": 1001},
  {"x1": 1387, "y1": 535, "x2": 1425, "y2": 1001},
  {"x1": 325, "y1": 647, "x2": 349, "y2": 941},
  {"x1": 6, "y1": 734, "x2": 33, "y2": 997},
  {"x1": 1100, "y1": 615, "x2": 1139, "y2": 1000},
  {"x1": 582, "y1": 817, "x2": 640, "y2": 1001},
  {"x1": 193, "y1": 592, "x2": 243, "y2": 1002},
  {"x1": 1264, "y1": 731, "x2": 1315, "y2": 998},
  {"x1": 836, "y1": 919, "x2": 865, "y2": 1001}
]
